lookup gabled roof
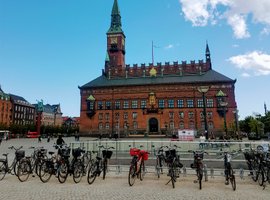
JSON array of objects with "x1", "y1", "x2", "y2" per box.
[{"x1": 80, "y1": 69, "x2": 235, "y2": 89}]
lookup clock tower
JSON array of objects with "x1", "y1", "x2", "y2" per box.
[{"x1": 106, "y1": 0, "x2": 126, "y2": 75}]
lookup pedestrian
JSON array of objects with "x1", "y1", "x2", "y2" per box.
[
  {"x1": 38, "y1": 135, "x2": 42, "y2": 143},
  {"x1": 47, "y1": 135, "x2": 50, "y2": 143},
  {"x1": 0, "y1": 137, "x2": 2, "y2": 145},
  {"x1": 56, "y1": 135, "x2": 65, "y2": 146}
]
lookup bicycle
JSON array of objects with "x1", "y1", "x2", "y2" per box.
[
  {"x1": 164, "y1": 145, "x2": 183, "y2": 188},
  {"x1": 87, "y1": 145, "x2": 114, "y2": 184},
  {"x1": 128, "y1": 147, "x2": 149, "y2": 186},
  {"x1": 0, "y1": 146, "x2": 24, "y2": 180},
  {"x1": 17, "y1": 147, "x2": 47, "y2": 182},
  {"x1": 57, "y1": 147, "x2": 85, "y2": 184},
  {"x1": 189, "y1": 150, "x2": 208, "y2": 190},
  {"x1": 222, "y1": 151, "x2": 236, "y2": 191},
  {"x1": 39, "y1": 145, "x2": 68, "y2": 183},
  {"x1": 153, "y1": 145, "x2": 167, "y2": 178}
]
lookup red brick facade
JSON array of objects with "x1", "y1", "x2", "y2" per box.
[{"x1": 79, "y1": 0, "x2": 237, "y2": 138}]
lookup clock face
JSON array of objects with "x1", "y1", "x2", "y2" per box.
[{"x1": 110, "y1": 37, "x2": 117, "y2": 44}]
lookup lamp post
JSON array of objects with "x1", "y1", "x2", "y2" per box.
[
  {"x1": 232, "y1": 110, "x2": 239, "y2": 139},
  {"x1": 220, "y1": 101, "x2": 228, "y2": 138},
  {"x1": 198, "y1": 86, "x2": 209, "y2": 140}
]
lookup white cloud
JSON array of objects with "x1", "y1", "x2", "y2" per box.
[
  {"x1": 232, "y1": 44, "x2": 239, "y2": 48},
  {"x1": 261, "y1": 27, "x2": 270, "y2": 35},
  {"x1": 179, "y1": 0, "x2": 270, "y2": 39},
  {"x1": 241, "y1": 73, "x2": 251, "y2": 77},
  {"x1": 164, "y1": 44, "x2": 174, "y2": 50},
  {"x1": 227, "y1": 14, "x2": 250, "y2": 39},
  {"x1": 228, "y1": 51, "x2": 270, "y2": 76}
]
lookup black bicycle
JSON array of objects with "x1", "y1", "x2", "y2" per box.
[
  {"x1": 189, "y1": 150, "x2": 208, "y2": 190},
  {"x1": 87, "y1": 145, "x2": 114, "y2": 184},
  {"x1": 222, "y1": 151, "x2": 236, "y2": 190},
  {"x1": 17, "y1": 147, "x2": 47, "y2": 182},
  {"x1": 153, "y1": 145, "x2": 167, "y2": 178},
  {"x1": 0, "y1": 146, "x2": 24, "y2": 180},
  {"x1": 164, "y1": 145, "x2": 183, "y2": 188}
]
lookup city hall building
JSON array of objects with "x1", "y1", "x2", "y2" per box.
[{"x1": 79, "y1": 0, "x2": 237, "y2": 138}]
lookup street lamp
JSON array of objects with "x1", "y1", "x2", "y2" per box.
[
  {"x1": 220, "y1": 101, "x2": 228, "y2": 138},
  {"x1": 164, "y1": 121, "x2": 168, "y2": 136},
  {"x1": 232, "y1": 110, "x2": 239, "y2": 139},
  {"x1": 198, "y1": 86, "x2": 209, "y2": 140}
]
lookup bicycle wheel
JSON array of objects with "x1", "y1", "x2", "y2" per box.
[
  {"x1": 251, "y1": 163, "x2": 258, "y2": 182},
  {"x1": 198, "y1": 168, "x2": 203, "y2": 190},
  {"x1": 39, "y1": 160, "x2": 52, "y2": 183},
  {"x1": 230, "y1": 175, "x2": 236, "y2": 191},
  {"x1": 73, "y1": 161, "x2": 83, "y2": 183},
  {"x1": 13, "y1": 160, "x2": 20, "y2": 176},
  {"x1": 156, "y1": 157, "x2": 161, "y2": 178},
  {"x1": 58, "y1": 160, "x2": 68, "y2": 184},
  {"x1": 139, "y1": 161, "x2": 145, "y2": 181},
  {"x1": 128, "y1": 164, "x2": 136, "y2": 186},
  {"x1": 169, "y1": 163, "x2": 176, "y2": 189},
  {"x1": 257, "y1": 170, "x2": 264, "y2": 186},
  {"x1": 102, "y1": 159, "x2": 107, "y2": 180},
  {"x1": 267, "y1": 169, "x2": 270, "y2": 184},
  {"x1": 17, "y1": 160, "x2": 31, "y2": 182},
  {"x1": 0, "y1": 161, "x2": 7, "y2": 181},
  {"x1": 87, "y1": 163, "x2": 97, "y2": 184}
]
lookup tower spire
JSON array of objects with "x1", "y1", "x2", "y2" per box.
[
  {"x1": 205, "y1": 41, "x2": 212, "y2": 69},
  {"x1": 107, "y1": 0, "x2": 123, "y2": 34}
]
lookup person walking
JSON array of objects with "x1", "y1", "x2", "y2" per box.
[{"x1": 56, "y1": 135, "x2": 65, "y2": 146}]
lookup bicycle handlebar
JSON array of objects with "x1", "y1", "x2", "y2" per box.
[{"x1": 8, "y1": 146, "x2": 23, "y2": 151}]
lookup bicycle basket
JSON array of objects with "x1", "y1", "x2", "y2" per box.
[
  {"x1": 130, "y1": 148, "x2": 140, "y2": 156},
  {"x1": 140, "y1": 150, "x2": 149, "y2": 161},
  {"x1": 195, "y1": 152, "x2": 204, "y2": 160},
  {"x1": 15, "y1": 150, "x2": 25, "y2": 160},
  {"x1": 37, "y1": 149, "x2": 47, "y2": 157},
  {"x1": 102, "y1": 150, "x2": 113, "y2": 159},
  {"x1": 72, "y1": 148, "x2": 82, "y2": 158},
  {"x1": 165, "y1": 149, "x2": 176, "y2": 158}
]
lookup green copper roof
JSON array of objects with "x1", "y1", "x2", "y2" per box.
[
  {"x1": 105, "y1": 51, "x2": 110, "y2": 62},
  {"x1": 87, "y1": 95, "x2": 95, "y2": 101},
  {"x1": 107, "y1": 0, "x2": 123, "y2": 34},
  {"x1": 216, "y1": 90, "x2": 226, "y2": 97}
]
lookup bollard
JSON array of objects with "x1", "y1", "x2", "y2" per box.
[
  {"x1": 239, "y1": 168, "x2": 244, "y2": 180},
  {"x1": 210, "y1": 167, "x2": 214, "y2": 178},
  {"x1": 204, "y1": 164, "x2": 208, "y2": 182},
  {"x1": 183, "y1": 166, "x2": 187, "y2": 177}
]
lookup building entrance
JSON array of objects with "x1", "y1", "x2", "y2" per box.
[{"x1": 149, "y1": 118, "x2": 158, "y2": 133}]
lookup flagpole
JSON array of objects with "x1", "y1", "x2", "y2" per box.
[{"x1": 152, "y1": 41, "x2": 154, "y2": 64}]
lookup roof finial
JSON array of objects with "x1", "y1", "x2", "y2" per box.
[{"x1": 107, "y1": 0, "x2": 123, "y2": 34}]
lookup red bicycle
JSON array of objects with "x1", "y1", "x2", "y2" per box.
[{"x1": 128, "y1": 147, "x2": 149, "y2": 186}]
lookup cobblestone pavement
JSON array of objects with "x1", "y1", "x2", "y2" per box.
[
  {"x1": 0, "y1": 170, "x2": 269, "y2": 200},
  {"x1": 0, "y1": 138, "x2": 269, "y2": 200}
]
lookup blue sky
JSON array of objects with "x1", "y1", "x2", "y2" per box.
[{"x1": 1, "y1": 0, "x2": 270, "y2": 119}]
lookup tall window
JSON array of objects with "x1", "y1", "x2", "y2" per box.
[
  {"x1": 207, "y1": 99, "x2": 214, "y2": 107},
  {"x1": 208, "y1": 121, "x2": 214, "y2": 129},
  {"x1": 133, "y1": 121, "x2": 138, "y2": 129},
  {"x1": 200, "y1": 112, "x2": 204, "y2": 119},
  {"x1": 179, "y1": 111, "x2": 184, "y2": 119},
  {"x1": 124, "y1": 112, "x2": 128, "y2": 119},
  {"x1": 132, "y1": 112, "x2": 137, "y2": 119},
  {"x1": 105, "y1": 101, "x2": 111, "y2": 109},
  {"x1": 98, "y1": 113, "x2": 103, "y2": 120},
  {"x1": 188, "y1": 112, "x2": 194, "y2": 119},
  {"x1": 197, "y1": 99, "x2": 203, "y2": 108},
  {"x1": 187, "y1": 99, "x2": 194, "y2": 108},
  {"x1": 141, "y1": 100, "x2": 146, "y2": 108},
  {"x1": 115, "y1": 112, "x2": 120, "y2": 120},
  {"x1": 207, "y1": 112, "x2": 213, "y2": 119},
  {"x1": 105, "y1": 113, "x2": 110, "y2": 120},
  {"x1": 189, "y1": 121, "x2": 195, "y2": 129},
  {"x1": 123, "y1": 100, "x2": 129, "y2": 109},
  {"x1": 177, "y1": 99, "x2": 184, "y2": 108},
  {"x1": 131, "y1": 100, "x2": 138, "y2": 109},
  {"x1": 98, "y1": 101, "x2": 103, "y2": 110},
  {"x1": 168, "y1": 99, "x2": 174, "y2": 108},
  {"x1": 169, "y1": 112, "x2": 174, "y2": 119},
  {"x1": 98, "y1": 123, "x2": 103, "y2": 130},
  {"x1": 115, "y1": 101, "x2": 120, "y2": 109},
  {"x1": 105, "y1": 123, "x2": 110, "y2": 129},
  {"x1": 87, "y1": 101, "x2": 94, "y2": 110},
  {"x1": 158, "y1": 99, "x2": 165, "y2": 108},
  {"x1": 179, "y1": 121, "x2": 184, "y2": 129}
]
